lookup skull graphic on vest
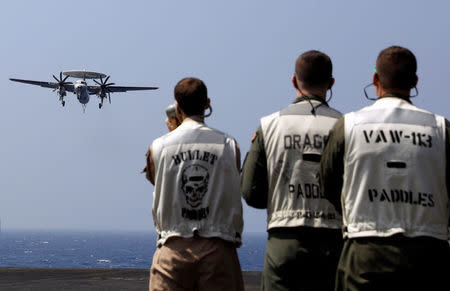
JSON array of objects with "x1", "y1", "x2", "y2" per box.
[{"x1": 181, "y1": 165, "x2": 210, "y2": 208}]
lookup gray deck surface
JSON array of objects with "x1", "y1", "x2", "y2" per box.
[{"x1": 0, "y1": 267, "x2": 262, "y2": 290}]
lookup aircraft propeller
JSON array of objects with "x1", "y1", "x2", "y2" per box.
[
  {"x1": 52, "y1": 72, "x2": 70, "y2": 98},
  {"x1": 93, "y1": 76, "x2": 115, "y2": 108}
]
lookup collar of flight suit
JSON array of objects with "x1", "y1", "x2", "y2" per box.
[
  {"x1": 293, "y1": 95, "x2": 329, "y2": 106},
  {"x1": 378, "y1": 93, "x2": 412, "y2": 104}
]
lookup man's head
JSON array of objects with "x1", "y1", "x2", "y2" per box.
[
  {"x1": 375, "y1": 46, "x2": 418, "y2": 93},
  {"x1": 293, "y1": 50, "x2": 334, "y2": 96},
  {"x1": 174, "y1": 77, "x2": 209, "y2": 117}
]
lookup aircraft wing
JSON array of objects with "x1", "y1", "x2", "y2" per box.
[
  {"x1": 88, "y1": 85, "x2": 158, "y2": 94},
  {"x1": 9, "y1": 78, "x2": 74, "y2": 92}
]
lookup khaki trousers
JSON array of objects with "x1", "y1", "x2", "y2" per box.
[{"x1": 149, "y1": 236, "x2": 244, "y2": 291}]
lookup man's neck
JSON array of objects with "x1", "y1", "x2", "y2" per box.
[
  {"x1": 182, "y1": 115, "x2": 204, "y2": 123},
  {"x1": 377, "y1": 87, "x2": 411, "y2": 99},
  {"x1": 296, "y1": 88, "x2": 326, "y2": 99}
]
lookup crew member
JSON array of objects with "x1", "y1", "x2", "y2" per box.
[
  {"x1": 320, "y1": 46, "x2": 450, "y2": 290},
  {"x1": 165, "y1": 103, "x2": 181, "y2": 131},
  {"x1": 241, "y1": 50, "x2": 343, "y2": 291},
  {"x1": 142, "y1": 104, "x2": 180, "y2": 175},
  {"x1": 145, "y1": 77, "x2": 244, "y2": 291}
]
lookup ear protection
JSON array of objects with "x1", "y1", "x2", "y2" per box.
[
  {"x1": 327, "y1": 77, "x2": 333, "y2": 89},
  {"x1": 204, "y1": 104, "x2": 213, "y2": 117}
]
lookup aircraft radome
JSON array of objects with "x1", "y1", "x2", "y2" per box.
[{"x1": 10, "y1": 70, "x2": 158, "y2": 111}]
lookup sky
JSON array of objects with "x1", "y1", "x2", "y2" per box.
[{"x1": 1, "y1": 0, "x2": 449, "y2": 233}]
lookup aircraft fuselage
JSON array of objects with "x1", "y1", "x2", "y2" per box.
[{"x1": 74, "y1": 80, "x2": 89, "y2": 104}]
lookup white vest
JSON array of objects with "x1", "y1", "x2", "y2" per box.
[
  {"x1": 151, "y1": 120, "x2": 243, "y2": 246},
  {"x1": 261, "y1": 100, "x2": 342, "y2": 230},
  {"x1": 343, "y1": 97, "x2": 449, "y2": 240}
]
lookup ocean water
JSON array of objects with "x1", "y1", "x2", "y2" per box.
[{"x1": 0, "y1": 231, "x2": 266, "y2": 270}]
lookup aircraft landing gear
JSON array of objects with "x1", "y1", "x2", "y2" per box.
[
  {"x1": 99, "y1": 103, "x2": 103, "y2": 109},
  {"x1": 62, "y1": 100, "x2": 65, "y2": 107}
]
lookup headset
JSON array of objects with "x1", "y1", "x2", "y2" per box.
[
  {"x1": 294, "y1": 76, "x2": 333, "y2": 115},
  {"x1": 364, "y1": 69, "x2": 418, "y2": 101}
]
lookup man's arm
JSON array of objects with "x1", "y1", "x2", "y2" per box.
[
  {"x1": 319, "y1": 117, "x2": 345, "y2": 215},
  {"x1": 241, "y1": 126, "x2": 269, "y2": 209},
  {"x1": 234, "y1": 141, "x2": 241, "y2": 172},
  {"x1": 445, "y1": 119, "x2": 450, "y2": 226},
  {"x1": 145, "y1": 147, "x2": 156, "y2": 185}
]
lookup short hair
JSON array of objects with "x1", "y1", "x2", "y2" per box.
[
  {"x1": 376, "y1": 46, "x2": 417, "y2": 90},
  {"x1": 174, "y1": 77, "x2": 208, "y2": 116},
  {"x1": 295, "y1": 50, "x2": 333, "y2": 89}
]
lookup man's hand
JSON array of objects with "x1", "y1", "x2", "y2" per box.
[
  {"x1": 166, "y1": 116, "x2": 180, "y2": 132},
  {"x1": 141, "y1": 150, "x2": 151, "y2": 174},
  {"x1": 142, "y1": 147, "x2": 155, "y2": 185}
]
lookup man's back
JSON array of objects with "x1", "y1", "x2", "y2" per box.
[
  {"x1": 341, "y1": 97, "x2": 448, "y2": 240},
  {"x1": 152, "y1": 119, "x2": 243, "y2": 246},
  {"x1": 260, "y1": 99, "x2": 342, "y2": 230}
]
